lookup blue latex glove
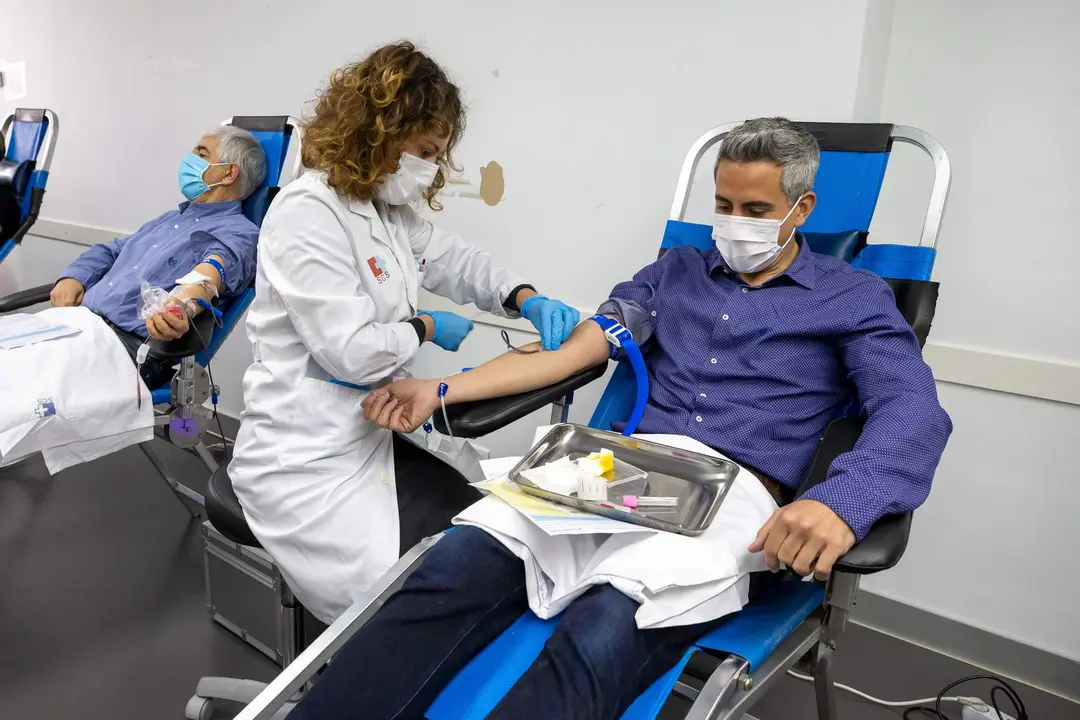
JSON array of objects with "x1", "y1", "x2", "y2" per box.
[
  {"x1": 520, "y1": 295, "x2": 580, "y2": 351},
  {"x1": 417, "y1": 310, "x2": 474, "y2": 351}
]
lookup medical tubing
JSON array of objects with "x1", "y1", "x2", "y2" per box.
[
  {"x1": 500, "y1": 328, "x2": 540, "y2": 354},
  {"x1": 621, "y1": 338, "x2": 648, "y2": 436},
  {"x1": 437, "y1": 380, "x2": 453, "y2": 440},
  {"x1": 587, "y1": 315, "x2": 648, "y2": 437},
  {"x1": 195, "y1": 298, "x2": 224, "y2": 326}
]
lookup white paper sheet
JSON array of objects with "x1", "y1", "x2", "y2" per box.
[
  {"x1": 472, "y1": 477, "x2": 652, "y2": 536},
  {"x1": 0, "y1": 313, "x2": 81, "y2": 349},
  {"x1": 479, "y1": 455, "x2": 522, "y2": 481}
]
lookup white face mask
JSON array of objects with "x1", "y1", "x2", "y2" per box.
[
  {"x1": 711, "y1": 196, "x2": 804, "y2": 273},
  {"x1": 376, "y1": 152, "x2": 440, "y2": 205}
]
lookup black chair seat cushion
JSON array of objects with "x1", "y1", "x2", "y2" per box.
[{"x1": 206, "y1": 465, "x2": 261, "y2": 548}]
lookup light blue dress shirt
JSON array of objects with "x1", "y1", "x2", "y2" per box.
[{"x1": 61, "y1": 200, "x2": 259, "y2": 335}]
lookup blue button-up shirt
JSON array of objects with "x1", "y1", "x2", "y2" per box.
[
  {"x1": 598, "y1": 239, "x2": 952, "y2": 539},
  {"x1": 62, "y1": 201, "x2": 259, "y2": 335}
]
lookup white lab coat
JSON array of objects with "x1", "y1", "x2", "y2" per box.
[{"x1": 229, "y1": 171, "x2": 525, "y2": 623}]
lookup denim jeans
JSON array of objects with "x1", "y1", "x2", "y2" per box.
[{"x1": 291, "y1": 526, "x2": 729, "y2": 720}]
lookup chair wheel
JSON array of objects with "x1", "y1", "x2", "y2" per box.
[{"x1": 185, "y1": 696, "x2": 215, "y2": 720}]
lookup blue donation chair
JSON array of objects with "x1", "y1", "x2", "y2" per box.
[
  {"x1": 0, "y1": 108, "x2": 58, "y2": 266},
  {"x1": 212, "y1": 122, "x2": 951, "y2": 720},
  {"x1": 0, "y1": 115, "x2": 301, "y2": 517}
]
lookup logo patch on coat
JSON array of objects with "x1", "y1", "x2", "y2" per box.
[
  {"x1": 367, "y1": 255, "x2": 390, "y2": 284},
  {"x1": 35, "y1": 398, "x2": 56, "y2": 418}
]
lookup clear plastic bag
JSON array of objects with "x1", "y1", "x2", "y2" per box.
[
  {"x1": 137, "y1": 281, "x2": 171, "y2": 320},
  {"x1": 137, "y1": 281, "x2": 189, "y2": 321}
]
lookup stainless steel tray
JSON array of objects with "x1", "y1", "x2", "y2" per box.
[{"x1": 510, "y1": 424, "x2": 738, "y2": 536}]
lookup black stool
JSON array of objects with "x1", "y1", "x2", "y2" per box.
[{"x1": 186, "y1": 465, "x2": 323, "y2": 720}]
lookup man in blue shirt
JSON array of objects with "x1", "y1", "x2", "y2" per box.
[
  {"x1": 290, "y1": 118, "x2": 953, "y2": 720},
  {"x1": 49, "y1": 125, "x2": 266, "y2": 386}
]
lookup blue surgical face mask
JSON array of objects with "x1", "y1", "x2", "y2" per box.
[{"x1": 178, "y1": 153, "x2": 230, "y2": 201}]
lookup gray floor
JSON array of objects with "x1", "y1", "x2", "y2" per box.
[{"x1": 1, "y1": 438, "x2": 1077, "y2": 719}]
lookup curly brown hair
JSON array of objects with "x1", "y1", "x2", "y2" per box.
[{"x1": 301, "y1": 41, "x2": 465, "y2": 210}]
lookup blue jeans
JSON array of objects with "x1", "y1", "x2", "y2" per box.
[{"x1": 291, "y1": 526, "x2": 729, "y2": 720}]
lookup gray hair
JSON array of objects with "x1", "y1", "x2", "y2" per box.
[
  {"x1": 207, "y1": 125, "x2": 267, "y2": 200},
  {"x1": 715, "y1": 117, "x2": 820, "y2": 204}
]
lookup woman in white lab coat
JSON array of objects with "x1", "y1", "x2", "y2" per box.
[{"x1": 229, "y1": 41, "x2": 579, "y2": 624}]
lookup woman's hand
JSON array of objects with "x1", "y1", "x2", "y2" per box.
[{"x1": 362, "y1": 378, "x2": 441, "y2": 432}]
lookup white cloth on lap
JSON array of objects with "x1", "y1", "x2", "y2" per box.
[
  {"x1": 454, "y1": 431, "x2": 778, "y2": 629},
  {"x1": 0, "y1": 306, "x2": 155, "y2": 473}
]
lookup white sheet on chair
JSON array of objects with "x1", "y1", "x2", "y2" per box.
[
  {"x1": 0, "y1": 307, "x2": 155, "y2": 473},
  {"x1": 454, "y1": 428, "x2": 778, "y2": 629}
]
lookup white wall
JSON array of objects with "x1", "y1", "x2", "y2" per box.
[
  {"x1": 869, "y1": 0, "x2": 1080, "y2": 362},
  {"x1": 859, "y1": 0, "x2": 1080, "y2": 663},
  {"x1": 866, "y1": 383, "x2": 1080, "y2": 662}
]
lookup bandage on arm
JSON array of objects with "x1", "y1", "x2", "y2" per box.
[
  {"x1": 440, "y1": 320, "x2": 610, "y2": 405},
  {"x1": 167, "y1": 255, "x2": 226, "y2": 316}
]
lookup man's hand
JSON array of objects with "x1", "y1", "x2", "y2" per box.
[
  {"x1": 361, "y1": 378, "x2": 441, "y2": 433},
  {"x1": 748, "y1": 499, "x2": 856, "y2": 580},
  {"x1": 50, "y1": 278, "x2": 85, "y2": 307},
  {"x1": 146, "y1": 299, "x2": 190, "y2": 341}
]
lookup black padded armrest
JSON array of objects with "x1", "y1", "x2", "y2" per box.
[
  {"x1": 795, "y1": 414, "x2": 913, "y2": 575},
  {"x1": 146, "y1": 311, "x2": 215, "y2": 359},
  {"x1": 834, "y1": 511, "x2": 911, "y2": 574},
  {"x1": 432, "y1": 363, "x2": 608, "y2": 438},
  {"x1": 0, "y1": 283, "x2": 53, "y2": 312}
]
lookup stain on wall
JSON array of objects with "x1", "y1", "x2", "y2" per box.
[{"x1": 479, "y1": 161, "x2": 504, "y2": 206}]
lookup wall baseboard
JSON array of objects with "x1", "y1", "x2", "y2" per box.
[
  {"x1": 24, "y1": 218, "x2": 1080, "y2": 408},
  {"x1": 852, "y1": 590, "x2": 1080, "y2": 703}
]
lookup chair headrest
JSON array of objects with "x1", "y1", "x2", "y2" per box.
[
  {"x1": 797, "y1": 122, "x2": 895, "y2": 153},
  {"x1": 0, "y1": 159, "x2": 34, "y2": 197},
  {"x1": 228, "y1": 116, "x2": 293, "y2": 227},
  {"x1": 5, "y1": 108, "x2": 49, "y2": 165}
]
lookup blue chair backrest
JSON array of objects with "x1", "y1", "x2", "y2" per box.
[
  {"x1": 194, "y1": 116, "x2": 296, "y2": 367},
  {"x1": 0, "y1": 109, "x2": 55, "y2": 263},
  {"x1": 4, "y1": 108, "x2": 49, "y2": 165},
  {"x1": 2, "y1": 108, "x2": 51, "y2": 215},
  {"x1": 591, "y1": 121, "x2": 948, "y2": 431}
]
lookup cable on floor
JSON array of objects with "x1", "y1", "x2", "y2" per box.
[{"x1": 785, "y1": 670, "x2": 1027, "y2": 718}]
